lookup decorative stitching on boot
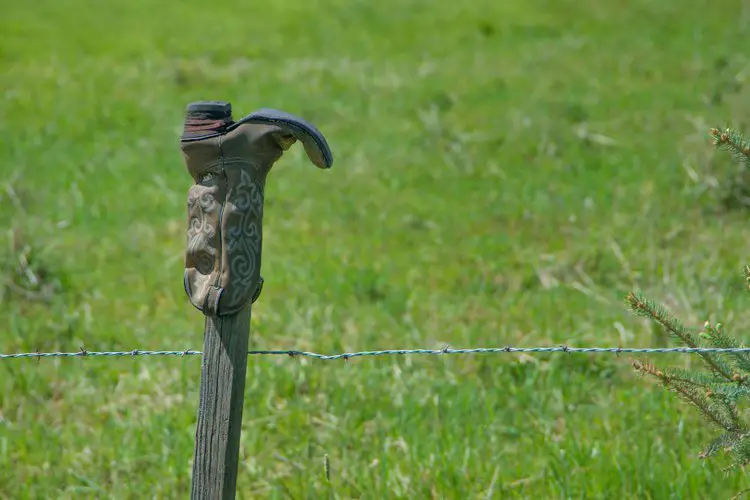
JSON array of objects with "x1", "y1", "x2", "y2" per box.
[{"x1": 221, "y1": 159, "x2": 264, "y2": 312}]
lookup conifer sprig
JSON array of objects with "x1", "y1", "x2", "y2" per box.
[
  {"x1": 627, "y1": 292, "x2": 734, "y2": 380},
  {"x1": 710, "y1": 127, "x2": 750, "y2": 166}
]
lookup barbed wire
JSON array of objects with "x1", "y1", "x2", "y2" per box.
[{"x1": 2, "y1": 345, "x2": 750, "y2": 361}]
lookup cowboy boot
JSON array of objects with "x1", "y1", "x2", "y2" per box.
[{"x1": 180, "y1": 101, "x2": 333, "y2": 316}]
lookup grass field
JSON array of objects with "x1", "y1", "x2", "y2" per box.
[{"x1": 3, "y1": 0, "x2": 750, "y2": 498}]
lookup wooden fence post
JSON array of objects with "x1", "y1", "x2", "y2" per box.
[
  {"x1": 179, "y1": 101, "x2": 333, "y2": 499},
  {"x1": 190, "y1": 307, "x2": 252, "y2": 499}
]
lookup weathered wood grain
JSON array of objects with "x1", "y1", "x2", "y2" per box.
[{"x1": 190, "y1": 305, "x2": 251, "y2": 500}]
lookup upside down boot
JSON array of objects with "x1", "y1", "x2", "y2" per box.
[{"x1": 179, "y1": 101, "x2": 333, "y2": 316}]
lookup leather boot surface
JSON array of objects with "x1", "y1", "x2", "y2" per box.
[{"x1": 180, "y1": 102, "x2": 333, "y2": 316}]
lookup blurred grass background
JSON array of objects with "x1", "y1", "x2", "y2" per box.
[{"x1": 3, "y1": 0, "x2": 750, "y2": 498}]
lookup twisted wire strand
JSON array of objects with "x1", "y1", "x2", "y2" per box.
[{"x1": 2, "y1": 346, "x2": 750, "y2": 361}]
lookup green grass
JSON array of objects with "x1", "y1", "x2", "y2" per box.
[{"x1": 2, "y1": 0, "x2": 750, "y2": 497}]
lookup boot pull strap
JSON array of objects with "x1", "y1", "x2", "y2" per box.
[{"x1": 232, "y1": 108, "x2": 334, "y2": 169}]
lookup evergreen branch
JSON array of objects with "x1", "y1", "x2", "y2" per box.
[
  {"x1": 662, "y1": 367, "x2": 726, "y2": 386},
  {"x1": 671, "y1": 380, "x2": 739, "y2": 431},
  {"x1": 632, "y1": 361, "x2": 735, "y2": 430},
  {"x1": 707, "y1": 388, "x2": 744, "y2": 431},
  {"x1": 627, "y1": 293, "x2": 698, "y2": 346},
  {"x1": 700, "y1": 320, "x2": 750, "y2": 373},
  {"x1": 708, "y1": 384, "x2": 750, "y2": 402},
  {"x1": 724, "y1": 439, "x2": 750, "y2": 475},
  {"x1": 656, "y1": 369, "x2": 744, "y2": 429},
  {"x1": 700, "y1": 431, "x2": 749, "y2": 459},
  {"x1": 665, "y1": 368, "x2": 744, "y2": 430},
  {"x1": 627, "y1": 292, "x2": 735, "y2": 380},
  {"x1": 710, "y1": 127, "x2": 750, "y2": 166}
]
